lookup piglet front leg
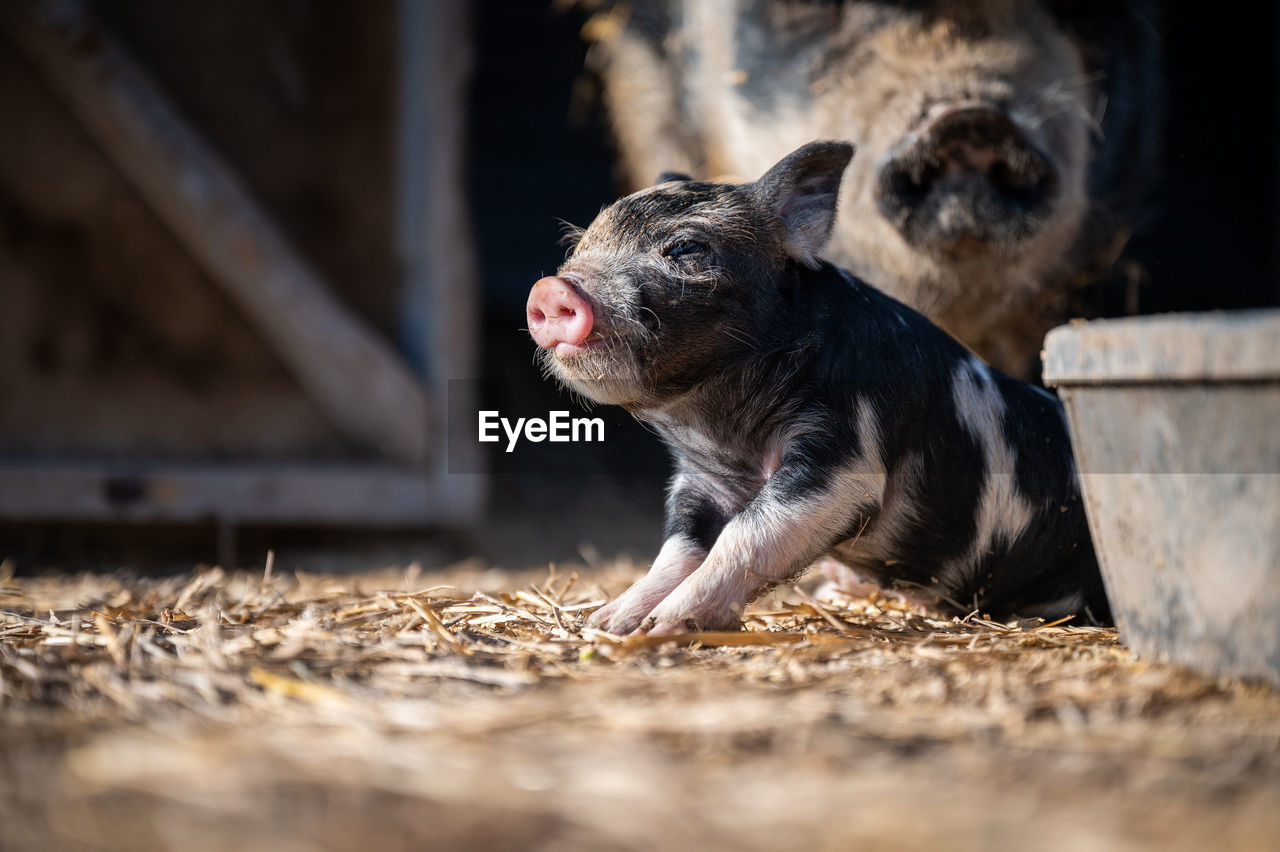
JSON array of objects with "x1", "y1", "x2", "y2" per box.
[
  {"x1": 587, "y1": 535, "x2": 708, "y2": 634},
  {"x1": 587, "y1": 481, "x2": 730, "y2": 634},
  {"x1": 641, "y1": 453, "x2": 881, "y2": 635}
]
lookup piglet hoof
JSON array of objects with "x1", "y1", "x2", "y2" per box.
[
  {"x1": 585, "y1": 599, "x2": 650, "y2": 636},
  {"x1": 638, "y1": 598, "x2": 741, "y2": 636},
  {"x1": 638, "y1": 615, "x2": 704, "y2": 638}
]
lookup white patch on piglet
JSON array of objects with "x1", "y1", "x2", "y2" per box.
[{"x1": 950, "y1": 359, "x2": 1035, "y2": 562}]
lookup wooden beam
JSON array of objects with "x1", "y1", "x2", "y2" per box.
[
  {"x1": 0, "y1": 0, "x2": 431, "y2": 467},
  {"x1": 0, "y1": 461, "x2": 475, "y2": 526}
]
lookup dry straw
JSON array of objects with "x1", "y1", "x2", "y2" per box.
[{"x1": 2, "y1": 556, "x2": 1279, "y2": 851}]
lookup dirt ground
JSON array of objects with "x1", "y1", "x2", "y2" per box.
[{"x1": 2, "y1": 556, "x2": 1278, "y2": 852}]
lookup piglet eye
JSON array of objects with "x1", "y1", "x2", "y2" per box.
[{"x1": 663, "y1": 240, "x2": 707, "y2": 260}]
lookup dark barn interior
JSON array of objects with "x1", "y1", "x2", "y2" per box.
[{"x1": 0, "y1": 1, "x2": 1276, "y2": 568}]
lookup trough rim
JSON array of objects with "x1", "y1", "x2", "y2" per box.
[{"x1": 1042, "y1": 308, "x2": 1280, "y2": 385}]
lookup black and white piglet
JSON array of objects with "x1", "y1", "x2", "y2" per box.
[{"x1": 527, "y1": 141, "x2": 1109, "y2": 636}]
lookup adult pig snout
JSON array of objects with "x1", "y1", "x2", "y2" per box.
[
  {"x1": 527, "y1": 275, "x2": 595, "y2": 353},
  {"x1": 875, "y1": 106, "x2": 1058, "y2": 253}
]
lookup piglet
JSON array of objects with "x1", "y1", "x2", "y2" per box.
[{"x1": 527, "y1": 141, "x2": 1109, "y2": 635}]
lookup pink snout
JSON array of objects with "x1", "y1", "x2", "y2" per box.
[{"x1": 527, "y1": 275, "x2": 595, "y2": 356}]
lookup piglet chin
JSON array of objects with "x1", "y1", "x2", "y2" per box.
[
  {"x1": 555, "y1": 341, "x2": 586, "y2": 357},
  {"x1": 554, "y1": 336, "x2": 607, "y2": 358}
]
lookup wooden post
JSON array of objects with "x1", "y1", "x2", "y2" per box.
[
  {"x1": 395, "y1": 0, "x2": 486, "y2": 507},
  {"x1": 0, "y1": 0, "x2": 431, "y2": 467},
  {"x1": 396, "y1": 0, "x2": 478, "y2": 387}
]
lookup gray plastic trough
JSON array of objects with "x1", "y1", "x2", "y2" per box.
[{"x1": 1044, "y1": 309, "x2": 1280, "y2": 684}]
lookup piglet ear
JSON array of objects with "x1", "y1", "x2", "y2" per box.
[
  {"x1": 752, "y1": 141, "x2": 854, "y2": 267},
  {"x1": 655, "y1": 170, "x2": 693, "y2": 185}
]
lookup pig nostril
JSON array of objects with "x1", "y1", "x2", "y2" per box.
[
  {"x1": 879, "y1": 160, "x2": 938, "y2": 218},
  {"x1": 990, "y1": 161, "x2": 1030, "y2": 195}
]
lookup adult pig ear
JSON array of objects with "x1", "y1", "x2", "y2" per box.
[
  {"x1": 752, "y1": 141, "x2": 854, "y2": 267},
  {"x1": 655, "y1": 170, "x2": 693, "y2": 184}
]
